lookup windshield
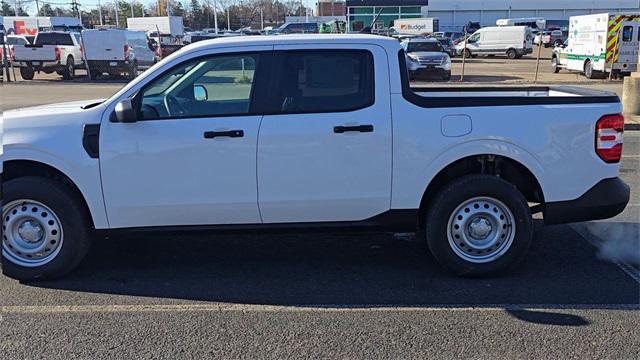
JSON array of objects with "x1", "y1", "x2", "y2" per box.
[{"x1": 406, "y1": 42, "x2": 442, "y2": 52}]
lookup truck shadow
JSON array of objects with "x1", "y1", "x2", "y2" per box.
[{"x1": 23, "y1": 222, "x2": 639, "y2": 316}]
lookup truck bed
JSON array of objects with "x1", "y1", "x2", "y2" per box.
[{"x1": 406, "y1": 85, "x2": 620, "y2": 108}]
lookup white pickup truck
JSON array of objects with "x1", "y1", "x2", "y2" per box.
[
  {"x1": 12, "y1": 31, "x2": 84, "y2": 80},
  {"x1": 0, "y1": 35, "x2": 630, "y2": 280}
]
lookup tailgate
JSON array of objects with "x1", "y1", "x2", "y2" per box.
[{"x1": 13, "y1": 45, "x2": 56, "y2": 62}]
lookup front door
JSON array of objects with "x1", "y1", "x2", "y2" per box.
[
  {"x1": 100, "y1": 49, "x2": 270, "y2": 228},
  {"x1": 257, "y1": 45, "x2": 393, "y2": 223}
]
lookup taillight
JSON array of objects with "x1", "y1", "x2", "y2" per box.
[
  {"x1": 596, "y1": 114, "x2": 624, "y2": 163},
  {"x1": 124, "y1": 44, "x2": 129, "y2": 60},
  {"x1": 54, "y1": 47, "x2": 61, "y2": 61}
]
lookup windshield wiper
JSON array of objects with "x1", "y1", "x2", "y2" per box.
[{"x1": 82, "y1": 101, "x2": 104, "y2": 109}]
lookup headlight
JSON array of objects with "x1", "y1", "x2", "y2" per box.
[
  {"x1": 407, "y1": 54, "x2": 418, "y2": 61},
  {"x1": 441, "y1": 55, "x2": 451, "y2": 70}
]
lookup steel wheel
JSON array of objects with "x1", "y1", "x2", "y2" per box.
[
  {"x1": 2, "y1": 199, "x2": 64, "y2": 267},
  {"x1": 446, "y1": 196, "x2": 515, "y2": 264}
]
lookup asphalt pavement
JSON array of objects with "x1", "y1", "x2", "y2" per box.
[{"x1": 0, "y1": 77, "x2": 639, "y2": 359}]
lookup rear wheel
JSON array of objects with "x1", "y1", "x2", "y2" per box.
[
  {"x1": 551, "y1": 56, "x2": 560, "y2": 73},
  {"x1": 19, "y1": 66, "x2": 34, "y2": 80},
  {"x1": 584, "y1": 60, "x2": 596, "y2": 79},
  {"x1": 126, "y1": 61, "x2": 139, "y2": 80},
  {"x1": 506, "y1": 49, "x2": 517, "y2": 60},
  {"x1": 425, "y1": 175, "x2": 532, "y2": 277},
  {"x1": 2, "y1": 177, "x2": 92, "y2": 281},
  {"x1": 61, "y1": 56, "x2": 75, "y2": 80}
]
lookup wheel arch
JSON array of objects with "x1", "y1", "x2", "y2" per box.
[
  {"x1": 417, "y1": 154, "x2": 544, "y2": 232},
  {"x1": 3, "y1": 160, "x2": 99, "y2": 229}
]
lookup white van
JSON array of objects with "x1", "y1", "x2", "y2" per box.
[
  {"x1": 455, "y1": 26, "x2": 533, "y2": 59},
  {"x1": 82, "y1": 29, "x2": 156, "y2": 80}
]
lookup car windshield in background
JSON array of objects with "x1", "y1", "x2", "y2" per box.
[
  {"x1": 407, "y1": 42, "x2": 442, "y2": 52},
  {"x1": 35, "y1": 33, "x2": 73, "y2": 46}
]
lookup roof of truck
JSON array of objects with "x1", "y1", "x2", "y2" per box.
[{"x1": 185, "y1": 34, "x2": 402, "y2": 52}]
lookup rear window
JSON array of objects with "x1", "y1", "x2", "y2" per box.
[
  {"x1": 271, "y1": 50, "x2": 374, "y2": 114},
  {"x1": 407, "y1": 42, "x2": 442, "y2": 52},
  {"x1": 35, "y1": 33, "x2": 73, "y2": 46},
  {"x1": 622, "y1": 26, "x2": 633, "y2": 42},
  {"x1": 7, "y1": 37, "x2": 27, "y2": 45}
]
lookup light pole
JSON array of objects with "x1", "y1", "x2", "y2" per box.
[
  {"x1": 213, "y1": 0, "x2": 219, "y2": 34},
  {"x1": 114, "y1": 0, "x2": 120, "y2": 27}
]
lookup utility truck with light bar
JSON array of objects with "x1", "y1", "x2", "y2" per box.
[
  {"x1": 552, "y1": 13, "x2": 640, "y2": 78},
  {"x1": 0, "y1": 35, "x2": 630, "y2": 281}
]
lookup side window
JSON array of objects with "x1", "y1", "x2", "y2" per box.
[
  {"x1": 73, "y1": 33, "x2": 81, "y2": 45},
  {"x1": 139, "y1": 53, "x2": 260, "y2": 120},
  {"x1": 272, "y1": 50, "x2": 374, "y2": 114},
  {"x1": 622, "y1": 26, "x2": 633, "y2": 42},
  {"x1": 468, "y1": 33, "x2": 480, "y2": 43}
]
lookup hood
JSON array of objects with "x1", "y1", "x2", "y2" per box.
[
  {"x1": 2, "y1": 99, "x2": 106, "y2": 142},
  {"x1": 5, "y1": 99, "x2": 106, "y2": 115}
]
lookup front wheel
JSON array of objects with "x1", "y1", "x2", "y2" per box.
[
  {"x1": 425, "y1": 175, "x2": 532, "y2": 277},
  {"x1": 506, "y1": 49, "x2": 517, "y2": 60},
  {"x1": 2, "y1": 177, "x2": 92, "y2": 281}
]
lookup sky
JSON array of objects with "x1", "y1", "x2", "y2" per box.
[{"x1": 16, "y1": 0, "x2": 316, "y2": 17}]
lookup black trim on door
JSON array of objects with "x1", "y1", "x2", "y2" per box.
[
  {"x1": 96, "y1": 209, "x2": 419, "y2": 235},
  {"x1": 398, "y1": 50, "x2": 620, "y2": 108}
]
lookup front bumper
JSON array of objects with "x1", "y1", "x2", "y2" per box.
[
  {"x1": 544, "y1": 177, "x2": 630, "y2": 225},
  {"x1": 409, "y1": 66, "x2": 450, "y2": 78}
]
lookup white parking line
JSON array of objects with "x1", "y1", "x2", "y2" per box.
[{"x1": 0, "y1": 303, "x2": 638, "y2": 314}]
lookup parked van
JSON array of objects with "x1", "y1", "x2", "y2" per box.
[
  {"x1": 455, "y1": 26, "x2": 533, "y2": 59},
  {"x1": 82, "y1": 29, "x2": 155, "y2": 80}
]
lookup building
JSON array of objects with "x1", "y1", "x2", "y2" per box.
[
  {"x1": 317, "y1": 1, "x2": 346, "y2": 17},
  {"x1": 424, "y1": 0, "x2": 640, "y2": 31},
  {"x1": 346, "y1": 0, "x2": 640, "y2": 32},
  {"x1": 346, "y1": 0, "x2": 428, "y2": 32}
]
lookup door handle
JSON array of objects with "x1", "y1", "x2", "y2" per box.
[
  {"x1": 333, "y1": 125, "x2": 374, "y2": 134},
  {"x1": 204, "y1": 130, "x2": 244, "y2": 139}
]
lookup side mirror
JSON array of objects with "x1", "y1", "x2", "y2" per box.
[
  {"x1": 193, "y1": 85, "x2": 208, "y2": 101},
  {"x1": 114, "y1": 98, "x2": 138, "y2": 123}
]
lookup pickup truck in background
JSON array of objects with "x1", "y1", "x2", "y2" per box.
[
  {"x1": 0, "y1": 35, "x2": 630, "y2": 281},
  {"x1": 12, "y1": 31, "x2": 84, "y2": 80}
]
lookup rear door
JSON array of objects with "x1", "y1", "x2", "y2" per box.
[
  {"x1": 257, "y1": 45, "x2": 393, "y2": 223},
  {"x1": 618, "y1": 23, "x2": 639, "y2": 72}
]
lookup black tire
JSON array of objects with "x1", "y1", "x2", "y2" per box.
[
  {"x1": 61, "y1": 56, "x2": 75, "y2": 80},
  {"x1": 19, "y1": 66, "x2": 34, "y2": 80},
  {"x1": 425, "y1": 175, "x2": 533, "y2": 277},
  {"x1": 463, "y1": 49, "x2": 472, "y2": 58},
  {"x1": 584, "y1": 60, "x2": 595, "y2": 79},
  {"x1": 551, "y1": 56, "x2": 560, "y2": 73},
  {"x1": 1, "y1": 177, "x2": 92, "y2": 281},
  {"x1": 506, "y1": 49, "x2": 517, "y2": 60},
  {"x1": 88, "y1": 66, "x2": 99, "y2": 80},
  {"x1": 443, "y1": 72, "x2": 451, "y2": 81},
  {"x1": 126, "y1": 61, "x2": 139, "y2": 80}
]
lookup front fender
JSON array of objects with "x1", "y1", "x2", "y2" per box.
[{"x1": 3, "y1": 145, "x2": 109, "y2": 229}]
